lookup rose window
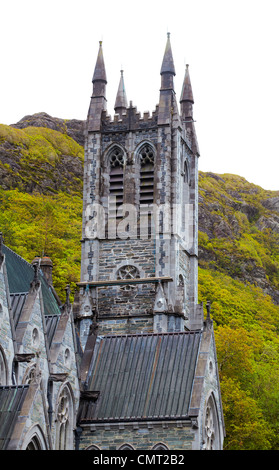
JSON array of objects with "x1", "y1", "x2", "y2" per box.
[
  {"x1": 205, "y1": 403, "x2": 215, "y2": 449},
  {"x1": 117, "y1": 265, "x2": 140, "y2": 291},
  {"x1": 57, "y1": 389, "x2": 70, "y2": 424}
]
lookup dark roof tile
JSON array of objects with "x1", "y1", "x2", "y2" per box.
[{"x1": 80, "y1": 331, "x2": 201, "y2": 423}]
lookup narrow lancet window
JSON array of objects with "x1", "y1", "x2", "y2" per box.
[
  {"x1": 139, "y1": 145, "x2": 154, "y2": 207},
  {"x1": 109, "y1": 147, "x2": 124, "y2": 219}
]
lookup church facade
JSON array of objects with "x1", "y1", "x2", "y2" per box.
[{"x1": 0, "y1": 35, "x2": 225, "y2": 450}]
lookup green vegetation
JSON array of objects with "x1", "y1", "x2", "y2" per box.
[
  {"x1": 0, "y1": 124, "x2": 83, "y2": 195},
  {"x1": 1, "y1": 123, "x2": 279, "y2": 449},
  {"x1": 0, "y1": 188, "x2": 82, "y2": 299},
  {"x1": 198, "y1": 172, "x2": 279, "y2": 449}
]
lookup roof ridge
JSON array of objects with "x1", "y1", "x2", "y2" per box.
[
  {"x1": 3, "y1": 244, "x2": 32, "y2": 268},
  {"x1": 98, "y1": 330, "x2": 201, "y2": 339}
]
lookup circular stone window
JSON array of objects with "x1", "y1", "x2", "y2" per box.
[{"x1": 117, "y1": 265, "x2": 140, "y2": 291}]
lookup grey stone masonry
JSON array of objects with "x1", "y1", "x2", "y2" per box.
[{"x1": 78, "y1": 34, "x2": 202, "y2": 341}]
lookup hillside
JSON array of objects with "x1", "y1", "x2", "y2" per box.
[
  {"x1": 198, "y1": 172, "x2": 279, "y2": 303},
  {"x1": 1, "y1": 114, "x2": 279, "y2": 449}
]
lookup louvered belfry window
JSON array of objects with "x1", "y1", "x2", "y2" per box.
[
  {"x1": 109, "y1": 147, "x2": 124, "y2": 219},
  {"x1": 139, "y1": 144, "x2": 154, "y2": 206}
]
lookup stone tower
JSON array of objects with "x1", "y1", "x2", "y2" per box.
[{"x1": 77, "y1": 34, "x2": 203, "y2": 347}]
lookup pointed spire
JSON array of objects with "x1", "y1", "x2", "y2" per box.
[
  {"x1": 87, "y1": 41, "x2": 107, "y2": 131},
  {"x1": 180, "y1": 64, "x2": 194, "y2": 103},
  {"x1": 114, "y1": 70, "x2": 128, "y2": 114},
  {"x1": 158, "y1": 33, "x2": 177, "y2": 125},
  {"x1": 92, "y1": 41, "x2": 107, "y2": 84},
  {"x1": 160, "y1": 32, "x2": 176, "y2": 76}
]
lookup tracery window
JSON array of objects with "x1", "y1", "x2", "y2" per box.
[
  {"x1": 117, "y1": 265, "x2": 140, "y2": 291},
  {"x1": 203, "y1": 394, "x2": 220, "y2": 450},
  {"x1": 56, "y1": 385, "x2": 74, "y2": 450}
]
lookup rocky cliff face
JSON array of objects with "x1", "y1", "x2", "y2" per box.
[
  {"x1": 198, "y1": 172, "x2": 279, "y2": 303},
  {"x1": 12, "y1": 112, "x2": 86, "y2": 147},
  {"x1": 0, "y1": 113, "x2": 84, "y2": 195}
]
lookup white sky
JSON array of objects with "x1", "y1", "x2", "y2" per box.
[{"x1": 1, "y1": 0, "x2": 279, "y2": 190}]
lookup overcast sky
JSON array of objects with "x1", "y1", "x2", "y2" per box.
[{"x1": 1, "y1": 0, "x2": 279, "y2": 190}]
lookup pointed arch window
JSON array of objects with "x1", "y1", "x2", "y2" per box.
[
  {"x1": 203, "y1": 393, "x2": 221, "y2": 450},
  {"x1": 56, "y1": 384, "x2": 75, "y2": 450},
  {"x1": 152, "y1": 443, "x2": 169, "y2": 450},
  {"x1": 118, "y1": 444, "x2": 134, "y2": 450},
  {"x1": 139, "y1": 144, "x2": 154, "y2": 207},
  {"x1": 109, "y1": 146, "x2": 124, "y2": 218},
  {"x1": 26, "y1": 435, "x2": 42, "y2": 450}
]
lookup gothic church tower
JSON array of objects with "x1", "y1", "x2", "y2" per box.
[
  {"x1": 75, "y1": 35, "x2": 224, "y2": 451},
  {"x1": 77, "y1": 34, "x2": 203, "y2": 346}
]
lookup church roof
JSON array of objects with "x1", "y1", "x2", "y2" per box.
[
  {"x1": 0, "y1": 385, "x2": 29, "y2": 450},
  {"x1": 79, "y1": 330, "x2": 201, "y2": 423},
  {"x1": 3, "y1": 244, "x2": 61, "y2": 317}
]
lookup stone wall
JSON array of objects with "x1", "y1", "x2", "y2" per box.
[{"x1": 79, "y1": 420, "x2": 196, "y2": 450}]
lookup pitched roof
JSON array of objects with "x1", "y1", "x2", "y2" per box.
[
  {"x1": 79, "y1": 331, "x2": 201, "y2": 423},
  {"x1": 0, "y1": 385, "x2": 29, "y2": 450},
  {"x1": 3, "y1": 244, "x2": 61, "y2": 316}
]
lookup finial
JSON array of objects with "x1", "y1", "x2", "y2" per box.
[
  {"x1": 160, "y1": 32, "x2": 175, "y2": 76},
  {"x1": 32, "y1": 260, "x2": 40, "y2": 285},
  {"x1": 114, "y1": 68, "x2": 128, "y2": 111},
  {"x1": 65, "y1": 284, "x2": 71, "y2": 306}
]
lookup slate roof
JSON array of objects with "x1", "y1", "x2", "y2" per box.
[
  {"x1": 79, "y1": 331, "x2": 201, "y2": 423},
  {"x1": 10, "y1": 292, "x2": 28, "y2": 328},
  {"x1": 45, "y1": 314, "x2": 60, "y2": 347},
  {"x1": 0, "y1": 385, "x2": 29, "y2": 450},
  {"x1": 3, "y1": 244, "x2": 61, "y2": 317}
]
